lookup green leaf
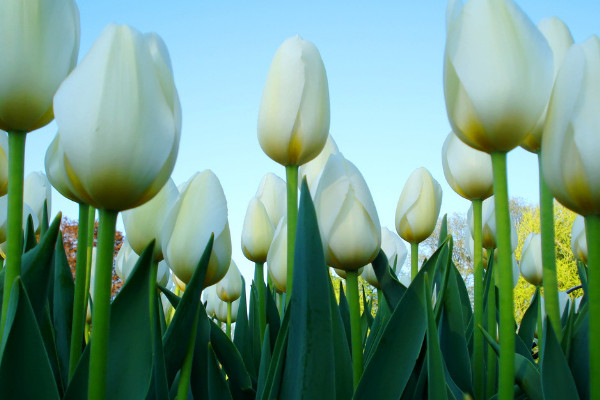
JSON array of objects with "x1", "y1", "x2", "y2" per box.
[
  {"x1": 354, "y1": 241, "x2": 448, "y2": 399},
  {"x1": 438, "y1": 214, "x2": 448, "y2": 248},
  {"x1": 248, "y1": 282, "x2": 262, "y2": 375},
  {"x1": 23, "y1": 214, "x2": 37, "y2": 253},
  {"x1": 162, "y1": 236, "x2": 212, "y2": 385},
  {"x1": 257, "y1": 309, "x2": 290, "y2": 400},
  {"x1": 210, "y1": 320, "x2": 253, "y2": 392},
  {"x1": 363, "y1": 295, "x2": 391, "y2": 366},
  {"x1": 265, "y1": 286, "x2": 281, "y2": 350},
  {"x1": 425, "y1": 272, "x2": 448, "y2": 400},
  {"x1": 234, "y1": 278, "x2": 257, "y2": 380},
  {"x1": 371, "y1": 250, "x2": 406, "y2": 309},
  {"x1": 158, "y1": 284, "x2": 180, "y2": 309},
  {"x1": 518, "y1": 289, "x2": 539, "y2": 349},
  {"x1": 541, "y1": 316, "x2": 580, "y2": 400},
  {"x1": 0, "y1": 279, "x2": 59, "y2": 399},
  {"x1": 453, "y1": 265, "x2": 472, "y2": 331},
  {"x1": 208, "y1": 343, "x2": 233, "y2": 400},
  {"x1": 338, "y1": 281, "x2": 352, "y2": 353},
  {"x1": 256, "y1": 328, "x2": 272, "y2": 396},
  {"x1": 568, "y1": 304, "x2": 589, "y2": 399},
  {"x1": 41, "y1": 199, "x2": 50, "y2": 236},
  {"x1": 147, "y1": 294, "x2": 169, "y2": 400},
  {"x1": 190, "y1": 301, "x2": 210, "y2": 400},
  {"x1": 328, "y1": 277, "x2": 353, "y2": 400},
  {"x1": 278, "y1": 181, "x2": 335, "y2": 400}
]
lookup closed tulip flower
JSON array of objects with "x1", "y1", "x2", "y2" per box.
[
  {"x1": 0, "y1": 132, "x2": 7, "y2": 196},
  {"x1": 542, "y1": 36, "x2": 600, "y2": 215},
  {"x1": 0, "y1": 0, "x2": 80, "y2": 133},
  {"x1": 396, "y1": 168, "x2": 442, "y2": 244},
  {"x1": 255, "y1": 173, "x2": 286, "y2": 229},
  {"x1": 203, "y1": 285, "x2": 219, "y2": 318},
  {"x1": 45, "y1": 134, "x2": 84, "y2": 204},
  {"x1": 162, "y1": 170, "x2": 232, "y2": 288},
  {"x1": 267, "y1": 217, "x2": 288, "y2": 293},
  {"x1": 241, "y1": 198, "x2": 276, "y2": 264},
  {"x1": 314, "y1": 153, "x2": 381, "y2": 271},
  {"x1": 442, "y1": 131, "x2": 493, "y2": 200},
  {"x1": 467, "y1": 196, "x2": 517, "y2": 251},
  {"x1": 362, "y1": 227, "x2": 408, "y2": 288},
  {"x1": 519, "y1": 233, "x2": 543, "y2": 286},
  {"x1": 23, "y1": 172, "x2": 52, "y2": 229},
  {"x1": 333, "y1": 267, "x2": 364, "y2": 280},
  {"x1": 215, "y1": 297, "x2": 240, "y2": 324},
  {"x1": 571, "y1": 215, "x2": 587, "y2": 263},
  {"x1": 53, "y1": 24, "x2": 181, "y2": 211},
  {"x1": 521, "y1": 17, "x2": 574, "y2": 153},
  {"x1": 0, "y1": 196, "x2": 38, "y2": 244},
  {"x1": 258, "y1": 36, "x2": 330, "y2": 166},
  {"x1": 156, "y1": 261, "x2": 170, "y2": 288},
  {"x1": 299, "y1": 135, "x2": 339, "y2": 194},
  {"x1": 123, "y1": 178, "x2": 178, "y2": 262},
  {"x1": 115, "y1": 238, "x2": 139, "y2": 282},
  {"x1": 216, "y1": 260, "x2": 242, "y2": 303},
  {"x1": 444, "y1": 0, "x2": 553, "y2": 153}
]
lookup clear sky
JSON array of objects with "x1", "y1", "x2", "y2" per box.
[{"x1": 23, "y1": 0, "x2": 600, "y2": 283}]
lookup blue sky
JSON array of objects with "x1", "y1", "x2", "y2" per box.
[{"x1": 23, "y1": 0, "x2": 600, "y2": 282}]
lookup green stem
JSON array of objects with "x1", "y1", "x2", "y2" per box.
[
  {"x1": 88, "y1": 209, "x2": 118, "y2": 400},
  {"x1": 226, "y1": 301, "x2": 232, "y2": 338},
  {"x1": 285, "y1": 165, "x2": 298, "y2": 305},
  {"x1": 491, "y1": 152, "x2": 514, "y2": 400},
  {"x1": 255, "y1": 262, "x2": 266, "y2": 343},
  {"x1": 585, "y1": 215, "x2": 600, "y2": 400},
  {"x1": 176, "y1": 304, "x2": 201, "y2": 400},
  {"x1": 411, "y1": 242, "x2": 418, "y2": 281},
  {"x1": 486, "y1": 262, "x2": 497, "y2": 398},
  {"x1": 69, "y1": 203, "x2": 90, "y2": 379},
  {"x1": 537, "y1": 153, "x2": 561, "y2": 340},
  {"x1": 149, "y1": 260, "x2": 158, "y2": 342},
  {"x1": 346, "y1": 270, "x2": 363, "y2": 388},
  {"x1": 84, "y1": 207, "x2": 96, "y2": 309},
  {"x1": 472, "y1": 199, "x2": 484, "y2": 400},
  {"x1": 536, "y1": 287, "x2": 543, "y2": 361},
  {"x1": 278, "y1": 292, "x2": 284, "y2": 317},
  {"x1": 0, "y1": 131, "x2": 26, "y2": 338}
]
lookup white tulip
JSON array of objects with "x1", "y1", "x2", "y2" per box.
[
  {"x1": 23, "y1": 172, "x2": 52, "y2": 229},
  {"x1": 115, "y1": 238, "x2": 138, "y2": 282},
  {"x1": 314, "y1": 153, "x2": 381, "y2": 271},
  {"x1": 45, "y1": 134, "x2": 84, "y2": 204},
  {"x1": 467, "y1": 196, "x2": 517, "y2": 251},
  {"x1": 241, "y1": 198, "x2": 276, "y2": 263},
  {"x1": 519, "y1": 233, "x2": 543, "y2": 286},
  {"x1": 53, "y1": 24, "x2": 181, "y2": 211},
  {"x1": 0, "y1": 196, "x2": 39, "y2": 243},
  {"x1": 362, "y1": 228, "x2": 408, "y2": 288},
  {"x1": 267, "y1": 217, "x2": 288, "y2": 293},
  {"x1": 215, "y1": 297, "x2": 240, "y2": 324},
  {"x1": 258, "y1": 36, "x2": 330, "y2": 166},
  {"x1": 162, "y1": 170, "x2": 232, "y2": 288},
  {"x1": 299, "y1": 135, "x2": 339, "y2": 194},
  {"x1": 216, "y1": 260, "x2": 243, "y2": 303},
  {"x1": 571, "y1": 215, "x2": 587, "y2": 264}
]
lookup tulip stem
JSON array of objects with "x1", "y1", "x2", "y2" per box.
[
  {"x1": 410, "y1": 242, "x2": 418, "y2": 281},
  {"x1": 538, "y1": 153, "x2": 561, "y2": 340},
  {"x1": 226, "y1": 301, "x2": 232, "y2": 338},
  {"x1": 255, "y1": 262, "x2": 266, "y2": 343},
  {"x1": 346, "y1": 270, "x2": 363, "y2": 389},
  {"x1": 491, "y1": 152, "x2": 514, "y2": 400},
  {"x1": 84, "y1": 207, "x2": 96, "y2": 312},
  {"x1": 0, "y1": 131, "x2": 26, "y2": 339},
  {"x1": 486, "y1": 262, "x2": 497, "y2": 399},
  {"x1": 69, "y1": 203, "x2": 90, "y2": 379},
  {"x1": 176, "y1": 303, "x2": 201, "y2": 400},
  {"x1": 88, "y1": 209, "x2": 118, "y2": 400},
  {"x1": 472, "y1": 199, "x2": 484, "y2": 400},
  {"x1": 285, "y1": 165, "x2": 298, "y2": 305},
  {"x1": 536, "y1": 287, "x2": 543, "y2": 360},
  {"x1": 585, "y1": 215, "x2": 600, "y2": 400}
]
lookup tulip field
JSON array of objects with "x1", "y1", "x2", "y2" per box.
[{"x1": 0, "y1": 0, "x2": 597, "y2": 400}]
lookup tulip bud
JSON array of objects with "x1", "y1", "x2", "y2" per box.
[
  {"x1": 0, "y1": 132, "x2": 7, "y2": 196},
  {"x1": 0, "y1": 0, "x2": 80, "y2": 133},
  {"x1": 333, "y1": 267, "x2": 363, "y2": 280},
  {"x1": 519, "y1": 233, "x2": 543, "y2": 286},
  {"x1": 122, "y1": 178, "x2": 178, "y2": 262},
  {"x1": 395, "y1": 168, "x2": 442, "y2": 244},
  {"x1": 23, "y1": 172, "x2": 52, "y2": 230},
  {"x1": 0, "y1": 196, "x2": 39, "y2": 243},
  {"x1": 241, "y1": 198, "x2": 276, "y2": 263},
  {"x1": 115, "y1": 238, "x2": 138, "y2": 282},
  {"x1": 45, "y1": 134, "x2": 84, "y2": 204},
  {"x1": 162, "y1": 170, "x2": 232, "y2": 288},
  {"x1": 441, "y1": 131, "x2": 493, "y2": 200},
  {"x1": 362, "y1": 227, "x2": 408, "y2": 288},
  {"x1": 521, "y1": 17, "x2": 574, "y2": 153},
  {"x1": 314, "y1": 153, "x2": 381, "y2": 271},
  {"x1": 571, "y1": 215, "x2": 587, "y2": 264},
  {"x1": 215, "y1": 297, "x2": 240, "y2": 324},
  {"x1": 157, "y1": 261, "x2": 170, "y2": 288},
  {"x1": 173, "y1": 273, "x2": 186, "y2": 292},
  {"x1": 53, "y1": 24, "x2": 181, "y2": 211},
  {"x1": 444, "y1": 0, "x2": 554, "y2": 153},
  {"x1": 255, "y1": 173, "x2": 286, "y2": 227},
  {"x1": 542, "y1": 36, "x2": 600, "y2": 216},
  {"x1": 267, "y1": 217, "x2": 287, "y2": 293},
  {"x1": 467, "y1": 196, "x2": 517, "y2": 251},
  {"x1": 299, "y1": 135, "x2": 339, "y2": 194},
  {"x1": 203, "y1": 285, "x2": 218, "y2": 317},
  {"x1": 216, "y1": 260, "x2": 242, "y2": 303},
  {"x1": 258, "y1": 36, "x2": 330, "y2": 166}
]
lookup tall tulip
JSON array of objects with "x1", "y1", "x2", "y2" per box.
[
  {"x1": 53, "y1": 24, "x2": 181, "y2": 400},
  {"x1": 299, "y1": 135, "x2": 339, "y2": 195},
  {"x1": 542, "y1": 37, "x2": 600, "y2": 395},
  {"x1": 258, "y1": 36, "x2": 330, "y2": 302},
  {"x1": 162, "y1": 170, "x2": 232, "y2": 288},
  {"x1": 395, "y1": 167, "x2": 442, "y2": 280},
  {"x1": 314, "y1": 152, "x2": 380, "y2": 386},
  {"x1": 123, "y1": 178, "x2": 178, "y2": 262},
  {"x1": 267, "y1": 217, "x2": 288, "y2": 294},
  {"x1": 571, "y1": 216, "x2": 587, "y2": 264},
  {"x1": 215, "y1": 259, "x2": 242, "y2": 337},
  {"x1": 519, "y1": 233, "x2": 543, "y2": 287},
  {"x1": 0, "y1": 0, "x2": 80, "y2": 340}
]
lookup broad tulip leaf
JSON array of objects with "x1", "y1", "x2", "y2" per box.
[
  {"x1": 438, "y1": 213, "x2": 448, "y2": 248},
  {"x1": 190, "y1": 301, "x2": 211, "y2": 400},
  {"x1": 41, "y1": 200, "x2": 49, "y2": 236},
  {"x1": 157, "y1": 284, "x2": 180, "y2": 309},
  {"x1": 265, "y1": 286, "x2": 281, "y2": 350},
  {"x1": 62, "y1": 345, "x2": 90, "y2": 399},
  {"x1": 0, "y1": 279, "x2": 59, "y2": 400},
  {"x1": 256, "y1": 328, "x2": 272, "y2": 396},
  {"x1": 147, "y1": 295, "x2": 169, "y2": 400},
  {"x1": 561, "y1": 302, "x2": 576, "y2": 358},
  {"x1": 338, "y1": 281, "x2": 352, "y2": 352},
  {"x1": 208, "y1": 343, "x2": 233, "y2": 400},
  {"x1": 234, "y1": 278, "x2": 257, "y2": 380},
  {"x1": 38, "y1": 304, "x2": 64, "y2": 395},
  {"x1": 425, "y1": 273, "x2": 448, "y2": 400},
  {"x1": 518, "y1": 289, "x2": 539, "y2": 349},
  {"x1": 249, "y1": 282, "x2": 263, "y2": 374},
  {"x1": 354, "y1": 240, "x2": 449, "y2": 400},
  {"x1": 363, "y1": 293, "x2": 391, "y2": 365},
  {"x1": 53, "y1": 231, "x2": 74, "y2": 391},
  {"x1": 569, "y1": 304, "x2": 589, "y2": 400},
  {"x1": 362, "y1": 286, "x2": 374, "y2": 328},
  {"x1": 163, "y1": 236, "x2": 212, "y2": 385},
  {"x1": 209, "y1": 320, "x2": 253, "y2": 392},
  {"x1": 258, "y1": 309, "x2": 290, "y2": 400},
  {"x1": 541, "y1": 317, "x2": 580, "y2": 400},
  {"x1": 480, "y1": 326, "x2": 542, "y2": 400},
  {"x1": 454, "y1": 265, "x2": 472, "y2": 330},
  {"x1": 278, "y1": 181, "x2": 335, "y2": 400},
  {"x1": 23, "y1": 214, "x2": 37, "y2": 252},
  {"x1": 328, "y1": 278, "x2": 353, "y2": 400},
  {"x1": 371, "y1": 249, "x2": 406, "y2": 309}
]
